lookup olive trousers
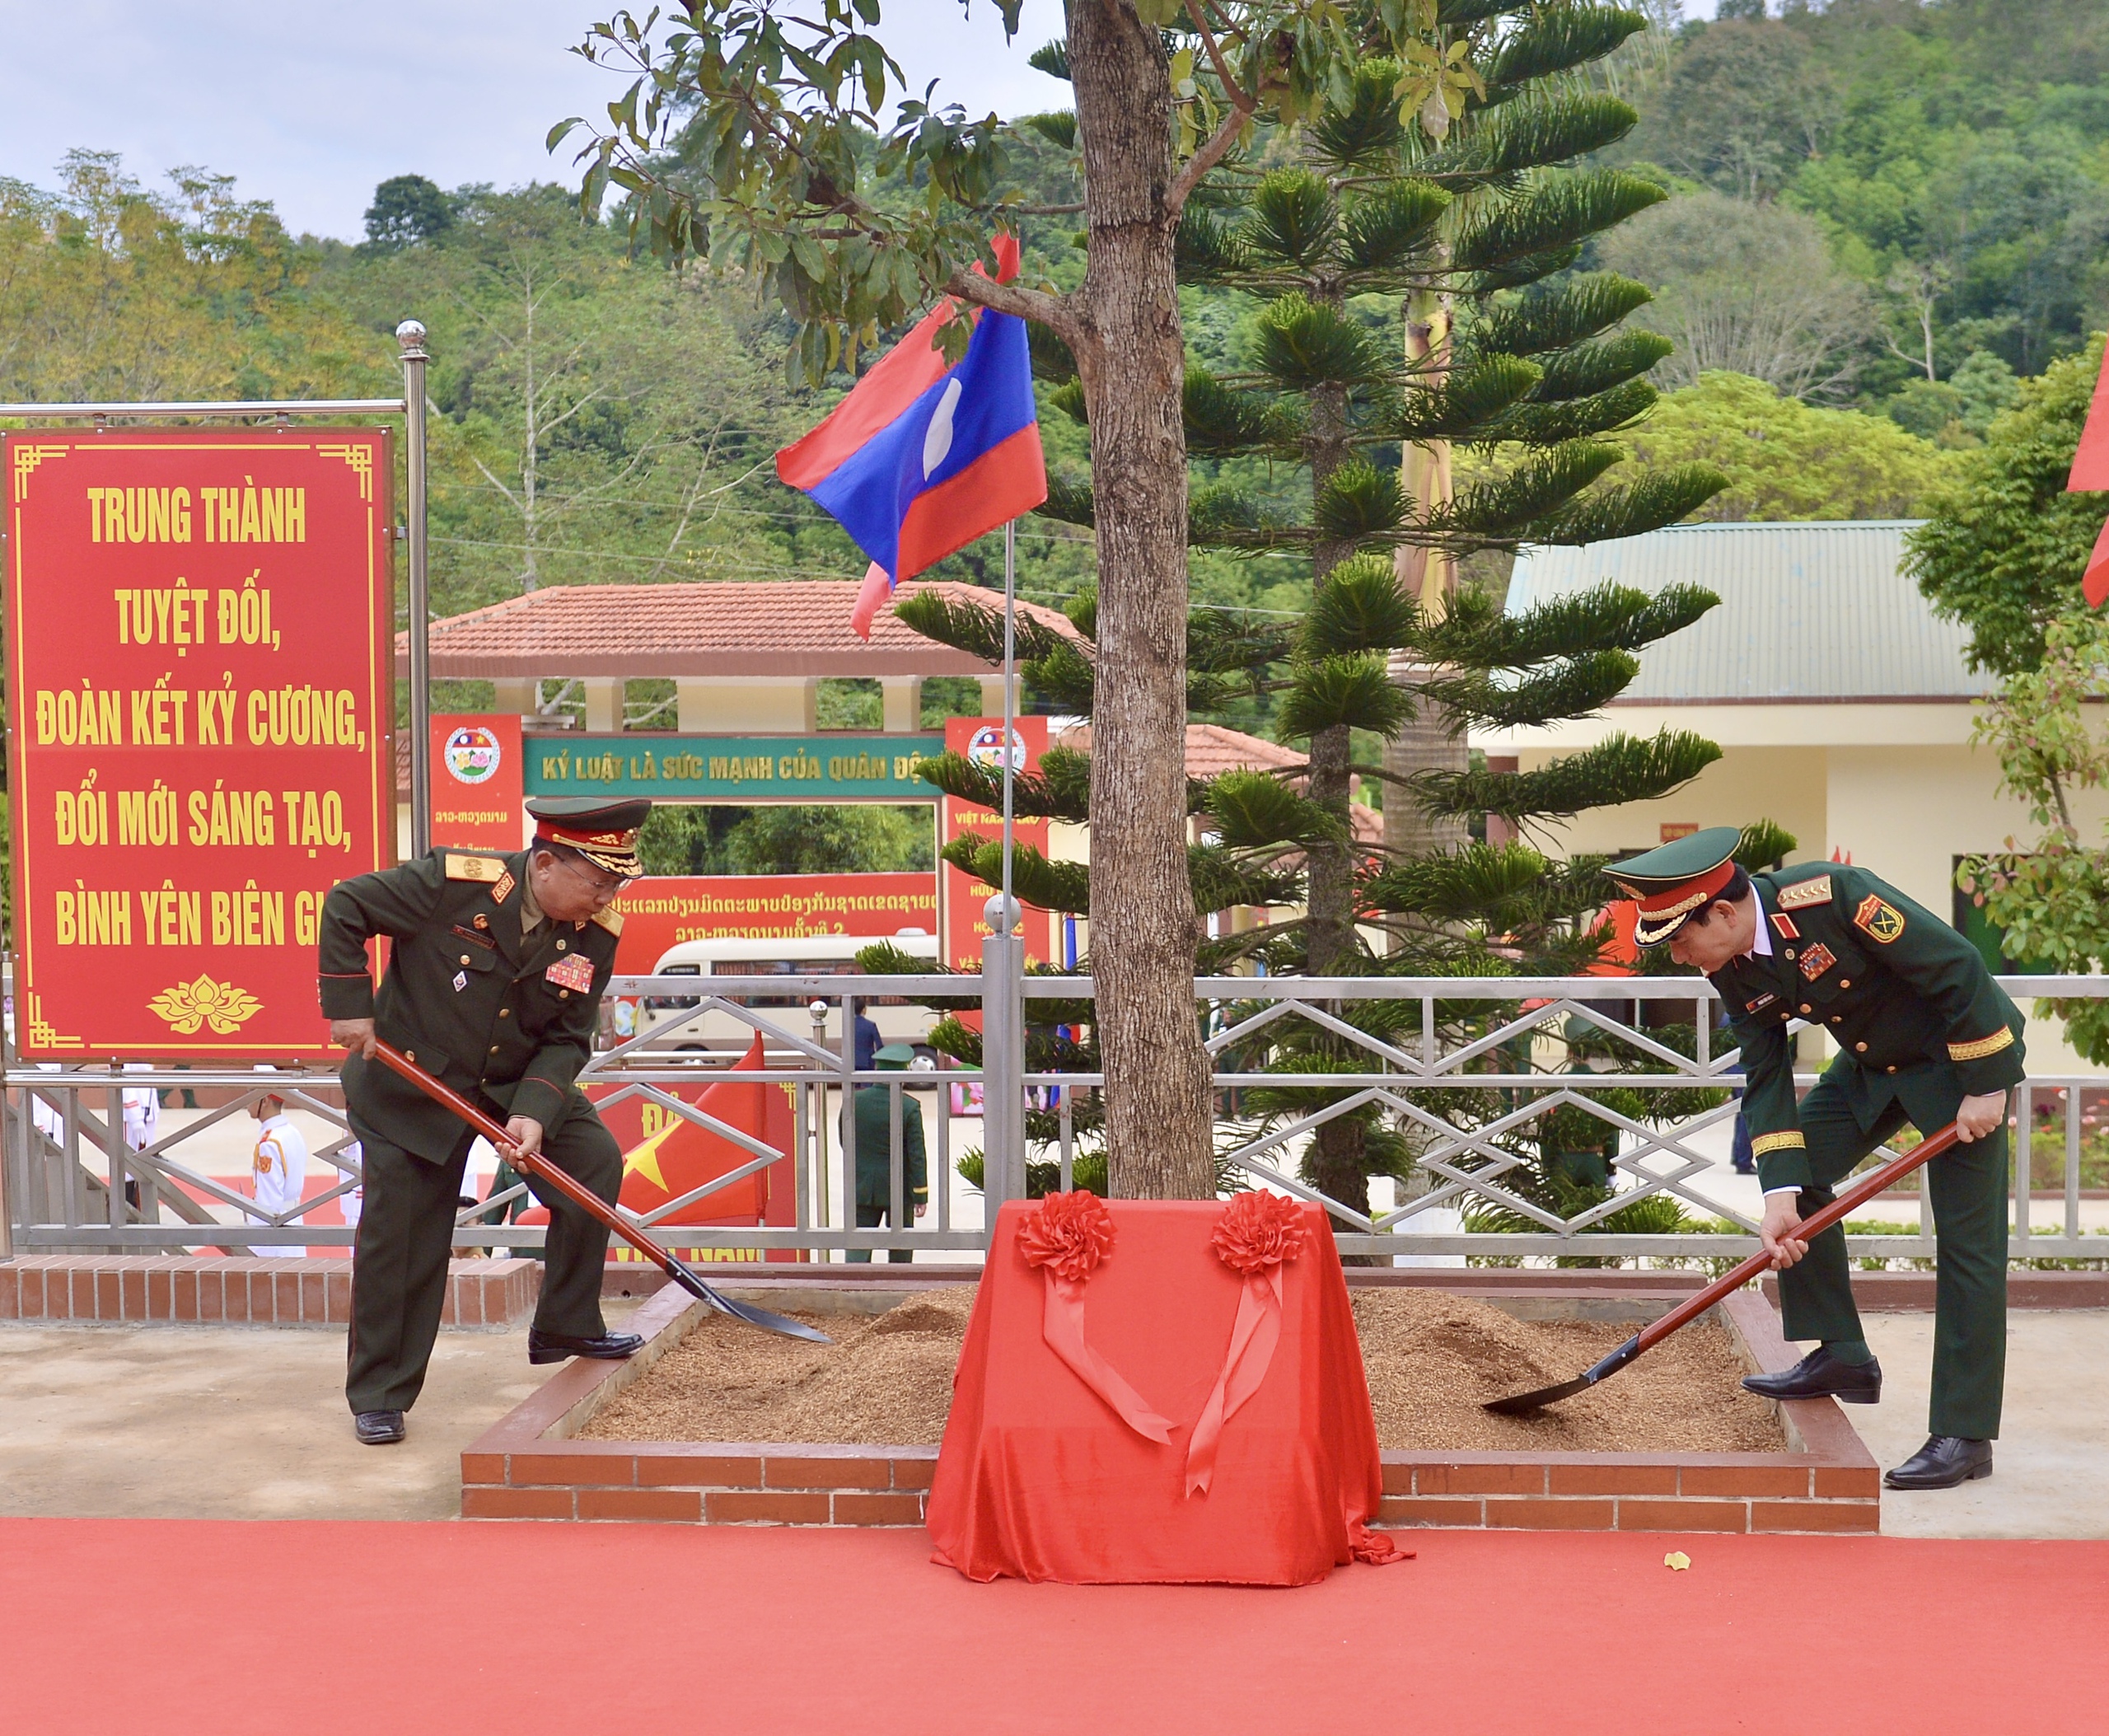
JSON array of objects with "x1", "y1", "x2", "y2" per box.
[
  {"x1": 1779, "y1": 1070, "x2": 2008, "y2": 1440},
  {"x1": 345, "y1": 1103, "x2": 620, "y2": 1415}
]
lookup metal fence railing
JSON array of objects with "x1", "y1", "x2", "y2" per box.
[{"x1": 6, "y1": 971, "x2": 2105, "y2": 1265}]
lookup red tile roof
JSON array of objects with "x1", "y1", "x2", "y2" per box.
[
  {"x1": 1053, "y1": 722, "x2": 1309, "y2": 779},
  {"x1": 399, "y1": 581, "x2": 1080, "y2": 680}
]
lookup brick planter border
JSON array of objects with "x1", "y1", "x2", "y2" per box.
[
  {"x1": 462, "y1": 1272, "x2": 1880, "y2": 1533},
  {"x1": 0, "y1": 1256, "x2": 539, "y2": 1328}
]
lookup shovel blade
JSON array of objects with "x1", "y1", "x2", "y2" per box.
[
  {"x1": 671, "y1": 1262, "x2": 835, "y2": 1344},
  {"x1": 1482, "y1": 1333, "x2": 1642, "y2": 1415},
  {"x1": 1482, "y1": 1373, "x2": 1595, "y2": 1416}
]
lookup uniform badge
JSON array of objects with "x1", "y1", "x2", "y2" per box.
[
  {"x1": 1746, "y1": 992, "x2": 1777, "y2": 1012},
  {"x1": 1770, "y1": 912, "x2": 1799, "y2": 941},
  {"x1": 490, "y1": 870, "x2": 516, "y2": 905},
  {"x1": 1776, "y1": 875, "x2": 1834, "y2": 911},
  {"x1": 452, "y1": 970, "x2": 469, "y2": 992},
  {"x1": 545, "y1": 954, "x2": 595, "y2": 993},
  {"x1": 1853, "y1": 894, "x2": 1906, "y2": 944},
  {"x1": 1798, "y1": 942, "x2": 1837, "y2": 981},
  {"x1": 473, "y1": 913, "x2": 490, "y2": 930},
  {"x1": 444, "y1": 853, "x2": 505, "y2": 883}
]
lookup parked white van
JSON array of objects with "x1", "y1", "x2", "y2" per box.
[{"x1": 634, "y1": 929, "x2": 940, "y2": 1055}]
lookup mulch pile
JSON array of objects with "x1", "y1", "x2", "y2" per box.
[{"x1": 579, "y1": 1283, "x2": 1783, "y2": 1454}]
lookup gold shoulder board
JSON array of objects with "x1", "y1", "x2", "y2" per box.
[
  {"x1": 1775, "y1": 875, "x2": 1833, "y2": 911},
  {"x1": 590, "y1": 905, "x2": 625, "y2": 936},
  {"x1": 444, "y1": 853, "x2": 507, "y2": 884}
]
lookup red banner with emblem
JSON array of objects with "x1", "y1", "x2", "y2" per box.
[
  {"x1": 3, "y1": 428, "x2": 394, "y2": 1059},
  {"x1": 942, "y1": 716, "x2": 1054, "y2": 971},
  {"x1": 429, "y1": 712, "x2": 524, "y2": 851}
]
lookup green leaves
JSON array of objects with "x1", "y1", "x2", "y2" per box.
[
  {"x1": 1312, "y1": 460, "x2": 1406, "y2": 540},
  {"x1": 1204, "y1": 770, "x2": 1345, "y2": 850},
  {"x1": 1411, "y1": 581, "x2": 1719, "y2": 668},
  {"x1": 1302, "y1": 555, "x2": 1418, "y2": 657},
  {"x1": 943, "y1": 836, "x2": 1092, "y2": 912},
  {"x1": 1252, "y1": 293, "x2": 1389, "y2": 391},
  {"x1": 1244, "y1": 171, "x2": 1339, "y2": 271},
  {"x1": 1278, "y1": 654, "x2": 1413, "y2": 741},
  {"x1": 1337, "y1": 180, "x2": 1451, "y2": 276},
  {"x1": 1185, "y1": 366, "x2": 1300, "y2": 457},
  {"x1": 1416, "y1": 649, "x2": 1640, "y2": 729},
  {"x1": 1485, "y1": 6, "x2": 1648, "y2": 91},
  {"x1": 1416, "y1": 730, "x2": 1723, "y2": 822},
  {"x1": 1387, "y1": 353, "x2": 1543, "y2": 441},
  {"x1": 1445, "y1": 442, "x2": 1623, "y2": 537},
  {"x1": 1531, "y1": 332, "x2": 1673, "y2": 403},
  {"x1": 1475, "y1": 274, "x2": 1656, "y2": 358},
  {"x1": 1734, "y1": 821, "x2": 1798, "y2": 873},
  {"x1": 1422, "y1": 95, "x2": 1639, "y2": 181},
  {"x1": 1452, "y1": 172, "x2": 1668, "y2": 275},
  {"x1": 1527, "y1": 464, "x2": 1729, "y2": 545}
]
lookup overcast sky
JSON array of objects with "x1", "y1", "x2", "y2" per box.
[
  {"x1": 0, "y1": 0, "x2": 1720, "y2": 242},
  {"x1": 0, "y1": 0, "x2": 1071, "y2": 241}
]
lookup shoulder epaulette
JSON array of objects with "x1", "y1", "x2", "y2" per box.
[
  {"x1": 443, "y1": 853, "x2": 507, "y2": 884},
  {"x1": 1775, "y1": 874, "x2": 1833, "y2": 911},
  {"x1": 590, "y1": 905, "x2": 624, "y2": 936}
]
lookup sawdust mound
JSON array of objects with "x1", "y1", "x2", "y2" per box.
[
  {"x1": 579, "y1": 1286, "x2": 974, "y2": 1447},
  {"x1": 581, "y1": 1282, "x2": 1782, "y2": 1455},
  {"x1": 1353, "y1": 1288, "x2": 1784, "y2": 1454}
]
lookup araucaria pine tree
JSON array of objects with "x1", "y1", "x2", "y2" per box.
[{"x1": 896, "y1": 4, "x2": 1737, "y2": 1219}]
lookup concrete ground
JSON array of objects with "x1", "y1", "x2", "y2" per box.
[
  {"x1": 0, "y1": 1301, "x2": 638, "y2": 1521},
  {"x1": 1840, "y1": 1309, "x2": 2109, "y2": 1541}
]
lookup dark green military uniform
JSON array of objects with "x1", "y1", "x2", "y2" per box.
[
  {"x1": 1709, "y1": 861, "x2": 2023, "y2": 1439},
  {"x1": 843, "y1": 1046, "x2": 927, "y2": 1265},
  {"x1": 319, "y1": 847, "x2": 625, "y2": 1415}
]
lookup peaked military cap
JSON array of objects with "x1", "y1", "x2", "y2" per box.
[
  {"x1": 525, "y1": 797, "x2": 651, "y2": 878},
  {"x1": 1609, "y1": 826, "x2": 1745, "y2": 948}
]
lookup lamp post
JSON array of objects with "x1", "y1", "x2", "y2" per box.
[{"x1": 397, "y1": 318, "x2": 432, "y2": 859}]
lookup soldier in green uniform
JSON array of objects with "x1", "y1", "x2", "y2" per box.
[
  {"x1": 1611, "y1": 828, "x2": 2023, "y2": 1490},
  {"x1": 318, "y1": 798, "x2": 650, "y2": 1445},
  {"x1": 844, "y1": 1043, "x2": 928, "y2": 1263}
]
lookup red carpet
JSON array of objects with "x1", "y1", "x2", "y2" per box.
[{"x1": 3, "y1": 1521, "x2": 2099, "y2": 1734}]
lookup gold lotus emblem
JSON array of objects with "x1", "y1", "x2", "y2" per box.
[{"x1": 147, "y1": 975, "x2": 263, "y2": 1035}]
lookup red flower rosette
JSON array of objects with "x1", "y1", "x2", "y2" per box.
[
  {"x1": 1018, "y1": 1187, "x2": 1116, "y2": 1286},
  {"x1": 1210, "y1": 1189, "x2": 1309, "y2": 1276},
  {"x1": 1019, "y1": 1192, "x2": 1172, "y2": 1444}
]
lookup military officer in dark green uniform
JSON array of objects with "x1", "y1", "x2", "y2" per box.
[
  {"x1": 1611, "y1": 827, "x2": 2023, "y2": 1491},
  {"x1": 319, "y1": 798, "x2": 650, "y2": 1446}
]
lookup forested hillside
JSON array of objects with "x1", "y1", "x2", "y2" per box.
[{"x1": 2, "y1": 0, "x2": 2102, "y2": 669}]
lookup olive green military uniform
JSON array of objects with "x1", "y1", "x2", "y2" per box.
[
  {"x1": 1713, "y1": 862, "x2": 2024, "y2": 1440},
  {"x1": 319, "y1": 848, "x2": 625, "y2": 1415},
  {"x1": 843, "y1": 1050, "x2": 927, "y2": 1265}
]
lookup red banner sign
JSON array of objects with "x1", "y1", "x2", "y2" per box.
[
  {"x1": 942, "y1": 715, "x2": 1054, "y2": 971},
  {"x1": 429, "y1": 712, "x2": 523, "y2": 851},
  {"x1": 605, "y1": 872, "x2": 939, "y2": 975},
  {"x1": 5, "y1": 428, "x2": 394, "y2": 1058}
]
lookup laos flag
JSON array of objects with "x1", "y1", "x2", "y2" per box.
[{"x1": 776, "y1": 237, "x2": 1046, "y2": 639}]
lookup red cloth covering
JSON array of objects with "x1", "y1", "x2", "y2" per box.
[{"x1": 927, "y1": 1199, "x2": 1404, "y2": 1586}]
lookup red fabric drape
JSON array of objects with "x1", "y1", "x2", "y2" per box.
[{"x1": 927, "y1": 1200, "x2": 1405, "y2": 1586}]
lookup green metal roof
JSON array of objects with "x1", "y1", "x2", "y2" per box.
[{"x1": 1505, "y1": 521, "x2": 1990, "y2": 703}]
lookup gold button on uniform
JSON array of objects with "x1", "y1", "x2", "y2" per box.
[
  {"x1": 498, "y1": 1008, "x2": 510, "y2": 1018},
  {"x1": 1840, "y1": 979, "x2": 1851, "y2": 990},
  {"x1": 460, "y1": 954, "x2": 471, "y2": 965},
  {"x1": 490, "y1": 1045, "x2": 501, "y2": 1055},
  {"x1": 1800, "y1": 1004, "x2": 1812, "y2": 1013},
  {"x1": 1887, "y1": 1065, "x2": 1897, "y2": 1074},
  {"x1": 556, "y1": 938, "x2": 568, "y2": 952},
  {"x1": 1856, "y1": 1042, "x2": 1868, "y2": 1052}
]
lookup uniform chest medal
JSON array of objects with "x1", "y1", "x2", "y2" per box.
[
  {"x1": 1798, "y1": 942, "x2": 1837, "y2": 981},
  {"x1": 545, "y1": 953, "x2": 595, "y2": 993}
]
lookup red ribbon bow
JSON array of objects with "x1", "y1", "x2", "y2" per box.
[
  {"x1": 1018, "y1": 1191, "x2": 1174, "y2": 1445},
  {"x1": 1185, "y1": 1192, "x2": 1309, "y2": 1496}
]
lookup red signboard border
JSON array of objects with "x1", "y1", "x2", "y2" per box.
[{"x1": 3, "y1": 428, "x2": 397, "y2": 1060}]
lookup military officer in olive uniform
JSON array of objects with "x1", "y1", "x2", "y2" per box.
[
  {"x1": 319, "y1": 797, "x2": 651, "y2": 1446},
  {"x1": 1612, "y1": 828, "x2": 2023, "y2": 1491}
]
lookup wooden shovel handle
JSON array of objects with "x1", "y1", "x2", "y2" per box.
[
  {"x1": 1632, "y1": 1120, "x2": 1965, "y2": 1356},
  {"x1": 370, "y1": 1039, "x2": 681, "y2": 1277}
]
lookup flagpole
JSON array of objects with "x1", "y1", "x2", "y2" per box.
[{"x1": 1000, "y1": 517, "x2": 1017, "y2": 934}]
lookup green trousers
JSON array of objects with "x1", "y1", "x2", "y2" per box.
[
  {"x1": 346, "y1": 1105, "x2": 621, "y2": 1415},
  {"x1": 846, "y1": 1200, "x2": 916, "y2": 1265},
  {"x1": 1782, "y1": 1071, "x2": 2008, "y2": 1440}
]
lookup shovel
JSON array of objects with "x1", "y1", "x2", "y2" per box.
[
  {"x1": 372, "y1": 1039, "x2": 831, "y2": 1344},
  {"x1": 1484, "y1": 1121, "x2": 1963, "y2": 1415}
]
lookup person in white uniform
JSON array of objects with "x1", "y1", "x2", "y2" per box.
[{"x1": 248, "y1": 1087, "x2": 310, "y2": 1257}]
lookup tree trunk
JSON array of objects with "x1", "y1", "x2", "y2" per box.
[
  {"x1": 1387, "y1": 284, "x2": 1466, "y2": 865},
  {"x1": 1067, "y1": 0, "x2": 1213, "y2": 1200},
  {"x1": 1301, "y1": 359, "x2": 1371, "y2": 1222}
]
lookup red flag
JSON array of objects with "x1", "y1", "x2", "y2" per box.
[
  {"x1": 2069, "y1": 343, "x2": 2109, "y2": 493},
  {"x1": 618, "y1": 1030, "x2": 777, "y2": 1223},
  {"x1": 2084, "y1": 516, "x2": 2109, "y2": 611}
]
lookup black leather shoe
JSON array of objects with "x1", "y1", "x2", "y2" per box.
[
  {"x1": 354, "y1": 1410, "x2": 405, "y2": 1445},
  {"x1": 527, "y1": 1329, "x2": 644, "y2": 1365},
  {"x1": 1741, "y1": 1347, "x2": 1882, "y2": 1405},
  {"x1": 1885, "y1": 1435, "x2": 1993, "y2": 1490}
]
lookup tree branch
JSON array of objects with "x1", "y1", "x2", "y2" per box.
[
  {"x1": 1168, "y1": 100, "x2": 1256, "y2": 219},
  {"x1": 942, "y1": 268, "x2": 1079, "y2": 344}
]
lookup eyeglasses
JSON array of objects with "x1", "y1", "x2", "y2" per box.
[{"x1": 549, "y1": 851, "x2": 632, "y2": 896}]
